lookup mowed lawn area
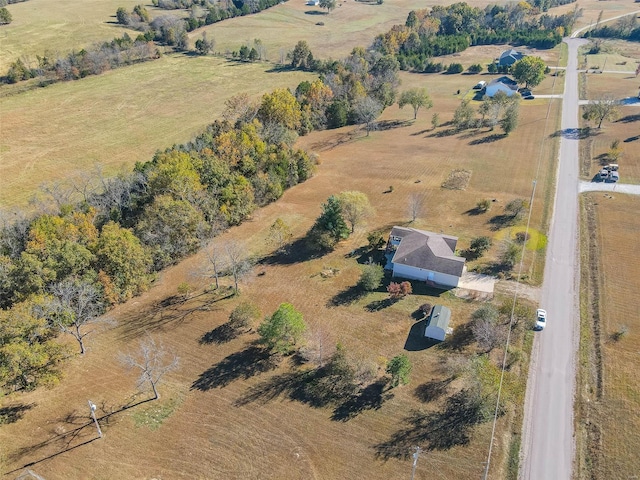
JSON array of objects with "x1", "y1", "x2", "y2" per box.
[
  {"x1": 580, "y1": 193, "x2": 640, "y2": 480},
  {"x1": 0, "y1": 85, "x2": 559, "y2": 478},
  {"x1": 0, "y1": 55, "x2": 315, "y2": 207}
]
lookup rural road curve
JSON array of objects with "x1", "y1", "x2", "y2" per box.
[{"x1": 519, "y1": 36, "x2": 586, "y2": 480}]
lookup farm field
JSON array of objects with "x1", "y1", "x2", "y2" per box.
[
  {"x1": 578, "y1": 193, "x2": 640, "y2": 480},
  {"x1": 0, "y1": 55, "x2": 315, "y2": 208},
  {"x1": 0, "y1": 0, "x2": 151, "y2": 72},
  {"x1": 0, "y1": 90, "x2": 557, "y2": 478}
]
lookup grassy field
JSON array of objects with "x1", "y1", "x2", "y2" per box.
[
  {"x1": 577, "y1": 193, "x2": 640, "y2": 480},
  {"x1": 0, "y1": 84, "x2": 558, "y2": 478},
  {"x1": 0, "y1": 0, "x2": 152, "y2": 72},
  {"x1": 0, "y1": 55, "x2": 315, "y2": 207}
]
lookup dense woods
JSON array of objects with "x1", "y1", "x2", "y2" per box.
[{"x1": 372, "y1": 1, "x2": 577, "y2": 72}]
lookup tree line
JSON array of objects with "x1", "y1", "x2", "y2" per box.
[
  {"x1": 0, "y1": 86, "x2": 321, "y2": 392},
  {"x1": 372, "y1": 1, "x2": 577, "y2": 73},
  {"x1": 4, "y1": 34, "x2": 159, "y2": 84}
]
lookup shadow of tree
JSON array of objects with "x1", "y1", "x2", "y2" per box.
[
  {"x1": 117, "y1": 288, "x2": 234, "y2": 340},
  {"x1": 376, "y1": 120, "x2": 412, "y2": 131},
  {"x1": 258, "y1": 237, "x2": 321, "y2": 266},
  {"x1": 468, "y1": 133, "x2": 505, "y2": 145},
  {"x1": 327, "y1": 285, "x2": 367, "y2": 307},
  {"x1": 549, "y1": 127, "x2": 599, "y2": 140},
  {"x1": 234, "y1": 369, "x2": 393, "y2": 422},
  {"x1": 374, "y1": 389, "x2": 486, "y2": 459},
  {"x1": 0, "y1": 403, "x2": 34, "y2": 425},
  {"x1": 365, "y1": 298, "x2": 395, "y2": 312},
  {"x1": 616, "y1": 113, "x2": 640, "y2": 124},
  {"x1": 426, "y1": 128, "x2": 459, "y2": 138},
  {"x1": 199, "y1": 323, "x2": 240, "y2": 345},
  {"x1": 331, "y1": 379, "x2": 393, "y2": 422},
  {"x1": 191, "y1": 346, "x2": 277, "y2": 391},
  {"x1": 438, "y1": 323, "x2": 474, "y2": 351},
  {"x1": 488, "y1": 214, "x2": 518, "y2": 231},
  {"x1": 414, "y1": 378, "x2": 452, "y2": 403}
]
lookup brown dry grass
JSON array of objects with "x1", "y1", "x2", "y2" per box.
[
  {"x1": 0, "y1": 86, "x2": 559, "y2": 479},
  {"x1": 578, "y1": 192, "x2": 640, "y2": 480}
]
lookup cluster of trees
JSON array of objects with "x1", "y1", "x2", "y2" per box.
[
  {"x1": 0, "y1": 87, "x2": 318, "y2": 392},
  {"x1": 4, "y1": 34, "x2": 159, "y2": 84},
  {"x1": 116, "y1": 0, "x2": 285, "y2": 48},
  {"x1": 289, "y1": 45, "x2": 401, "y2": 131},
  {"x1": 306, "y1": 191, "x2": 373, "y2": 252},
  {"x1": 585, "y1": 15, "x2": 640, "y2": 42},
  {"x1": 372, "y1": 2, "x2": 573, "y2": 72},
  {"x1": 452, "y1": 90, "x2": 521, "y2": 135}
]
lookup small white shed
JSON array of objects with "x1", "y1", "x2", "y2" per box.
[{"x1": 425, "y1": 305, "x2": 451, "y2": 341}]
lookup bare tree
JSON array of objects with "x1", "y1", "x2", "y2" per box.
[
  {"x1": 222, "y1": 93, "x2": 260, "y2": 125},
  {"x1": 120, "y1": 335, "x2": 179, "y2": 400},
  {"x1": 353, "y1": 96, "x2": 383, "y2": 136},
  {"x1": 300, "y1": 324, "x2": 334, "y2": 367},
  {"x1": 0, "y1": 209, "x2": 31, "y2": 259},
  {"x1": 408, "y1": 193, "x2": 425, "y2": 223},
  {"x1": 225, "y1": 241, "x2": 252, "y2": 293},
  {"x1": 48, "y1": 279, "x2": 105, "y2": 354},
  {"x1": 472, "y1": 318, "x2": 506, "y2": 352}
]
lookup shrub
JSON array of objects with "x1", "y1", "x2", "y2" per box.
[
  {"x1": 229, "y1": 302, "x2": 261, "y2": 330},
  {"x1": 476, "y1": 199, "x2": 491, "y2": 212},
  {"x1": 419, "y1": 303, "x2": 432, "y2": 316},
  {"x1": 359, "y1": 263, "x2": 384, "y2": 291},
  {"x1": 446, "y1": 63, "x2": 464, "y2": 74},
  {"x1": 468, "y1": 63, "x2": 483, "y2": 73},
  {"x1": 387, "y1": 281, "x2": 412, "y2": 299}
]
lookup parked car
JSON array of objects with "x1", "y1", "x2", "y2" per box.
[
  {"x1": 599, "y1": 168, "x2": 610, "y2": 180},
  {"x1": 608, "y1": 171, "x2": 619, "y2": 182},
  {"x1": 535, "y1": 308, "x2": 547, "y2": 330},
  {"x1": 474, "y1": 80, "x2": 487, "y2": 90}
]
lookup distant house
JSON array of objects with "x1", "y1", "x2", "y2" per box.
[
  {"x1": 498, "y1": 49, "x2": 525, "y2": 67},
  {"x1": 384, "y1": 227, "x2": 465, "y2": 288},
  {"x1": 424, "y1": 305, "x2": 451, "y2": 341},
  {"x1": 485, "y1": 76, "x2": 519, "y2": 98},
  {"x1": 306, "y1": 0, "x2": 319, "y2": 5}
]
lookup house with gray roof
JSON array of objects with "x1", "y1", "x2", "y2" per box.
[
  {"x1": 498, "y1": 49, "x2": 525, "y2": 67},
  {"x1": 485, "y1": 76, "x2": 519, "y2": 98},
  {"x1": 425, "y1": 305, "x2": 451, "y2": 341},
  {"x1": 385, "y1": 227, "x2": 465, "y2": 288}
]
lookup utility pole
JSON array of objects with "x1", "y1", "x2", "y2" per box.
[
  {"x1": 88, "y1": 400, "x2": 103, "y2": 438},
  {"x1": 410, "y1": 446, "x2": 422, "y2": 480}
]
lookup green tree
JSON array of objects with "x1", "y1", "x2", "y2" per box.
[
  {"x1": 386, "y1": 354, "x2": 412, "y2": 387},
  {"x1": 319, "y1": 0, "x2": 336, "y2": 13},
  {"x1": 336, "y1": 191, "x2": 374, "y2": 233},
  {"x1": 582, "y1": 95, "x2": 620, "y2": 128},
  {"x1": 229, "y1": 301, "x2": 261, "y2": 330},
  {"x1": 452, "y1": 100, "x2": 476, "y2": 130},
  {"x1": 195, "y1": 33, "x2": 215, "y2": 55},
  {"x1": 0, "y1": 298, "x2": 69, "y2": 391},
  {"x1": 512, "y1": 56, "x2": 546, "y2": 89},
  {"x1": 267, "y1": 218, "x2": 293, "y2": 253},
  {"x1": 94, "y1": 222, "x2": 152, "y2": 302},
  {"x1": 358, "y1": 263, "x2": 384, "y2": 291},
  {"x1": 132, "y1": 4, "x2": 150, "y2": 22},
  {"x1": 136, "y1": 195, "x2": 209, "y2": 269},
  {"x1": 0, "y1": 7, "x2": 12, "y2": 24},
  {"x1": 310, "y1": 195, "x2": 350, "y2": 248},
  {"x1": 290, "y1": 40, "x2": 313, "y2": 70},
  {"x1": 116, "y1": 7, "x2": 130, "y2": 25},
  {"x1": 467, "y1": 236, "x2": 492, "y2": 259},
  {"x1": 431, "y1": 112, "x2": 440, "y2": 130},
  {"x1": 397, "y1": 88, "x2": 433, "y2": 120},
  {"x1": 500, "y1": 101, "x2": 520, "y2": 135},
  {"x1": 258, "y1": 303, "x2": 307, "y2": 354},
  {"x1": 500, "y1": 240, "x2": 521, "y2": 268}
]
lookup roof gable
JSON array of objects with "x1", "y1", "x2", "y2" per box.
[
  {"x1": 390, "y1": 227, "x2": 465, "y2": 277},
  {"x1": 428, "y1": 305, "x2": 451, "y2": 329}
]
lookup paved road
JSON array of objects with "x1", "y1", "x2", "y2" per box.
[
  {"x1": 579, "y1": 181, "x2": 640, "y2": 195},
  {"x1": 519, "y1": 37, "x2": 586, "y2": 480}
]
